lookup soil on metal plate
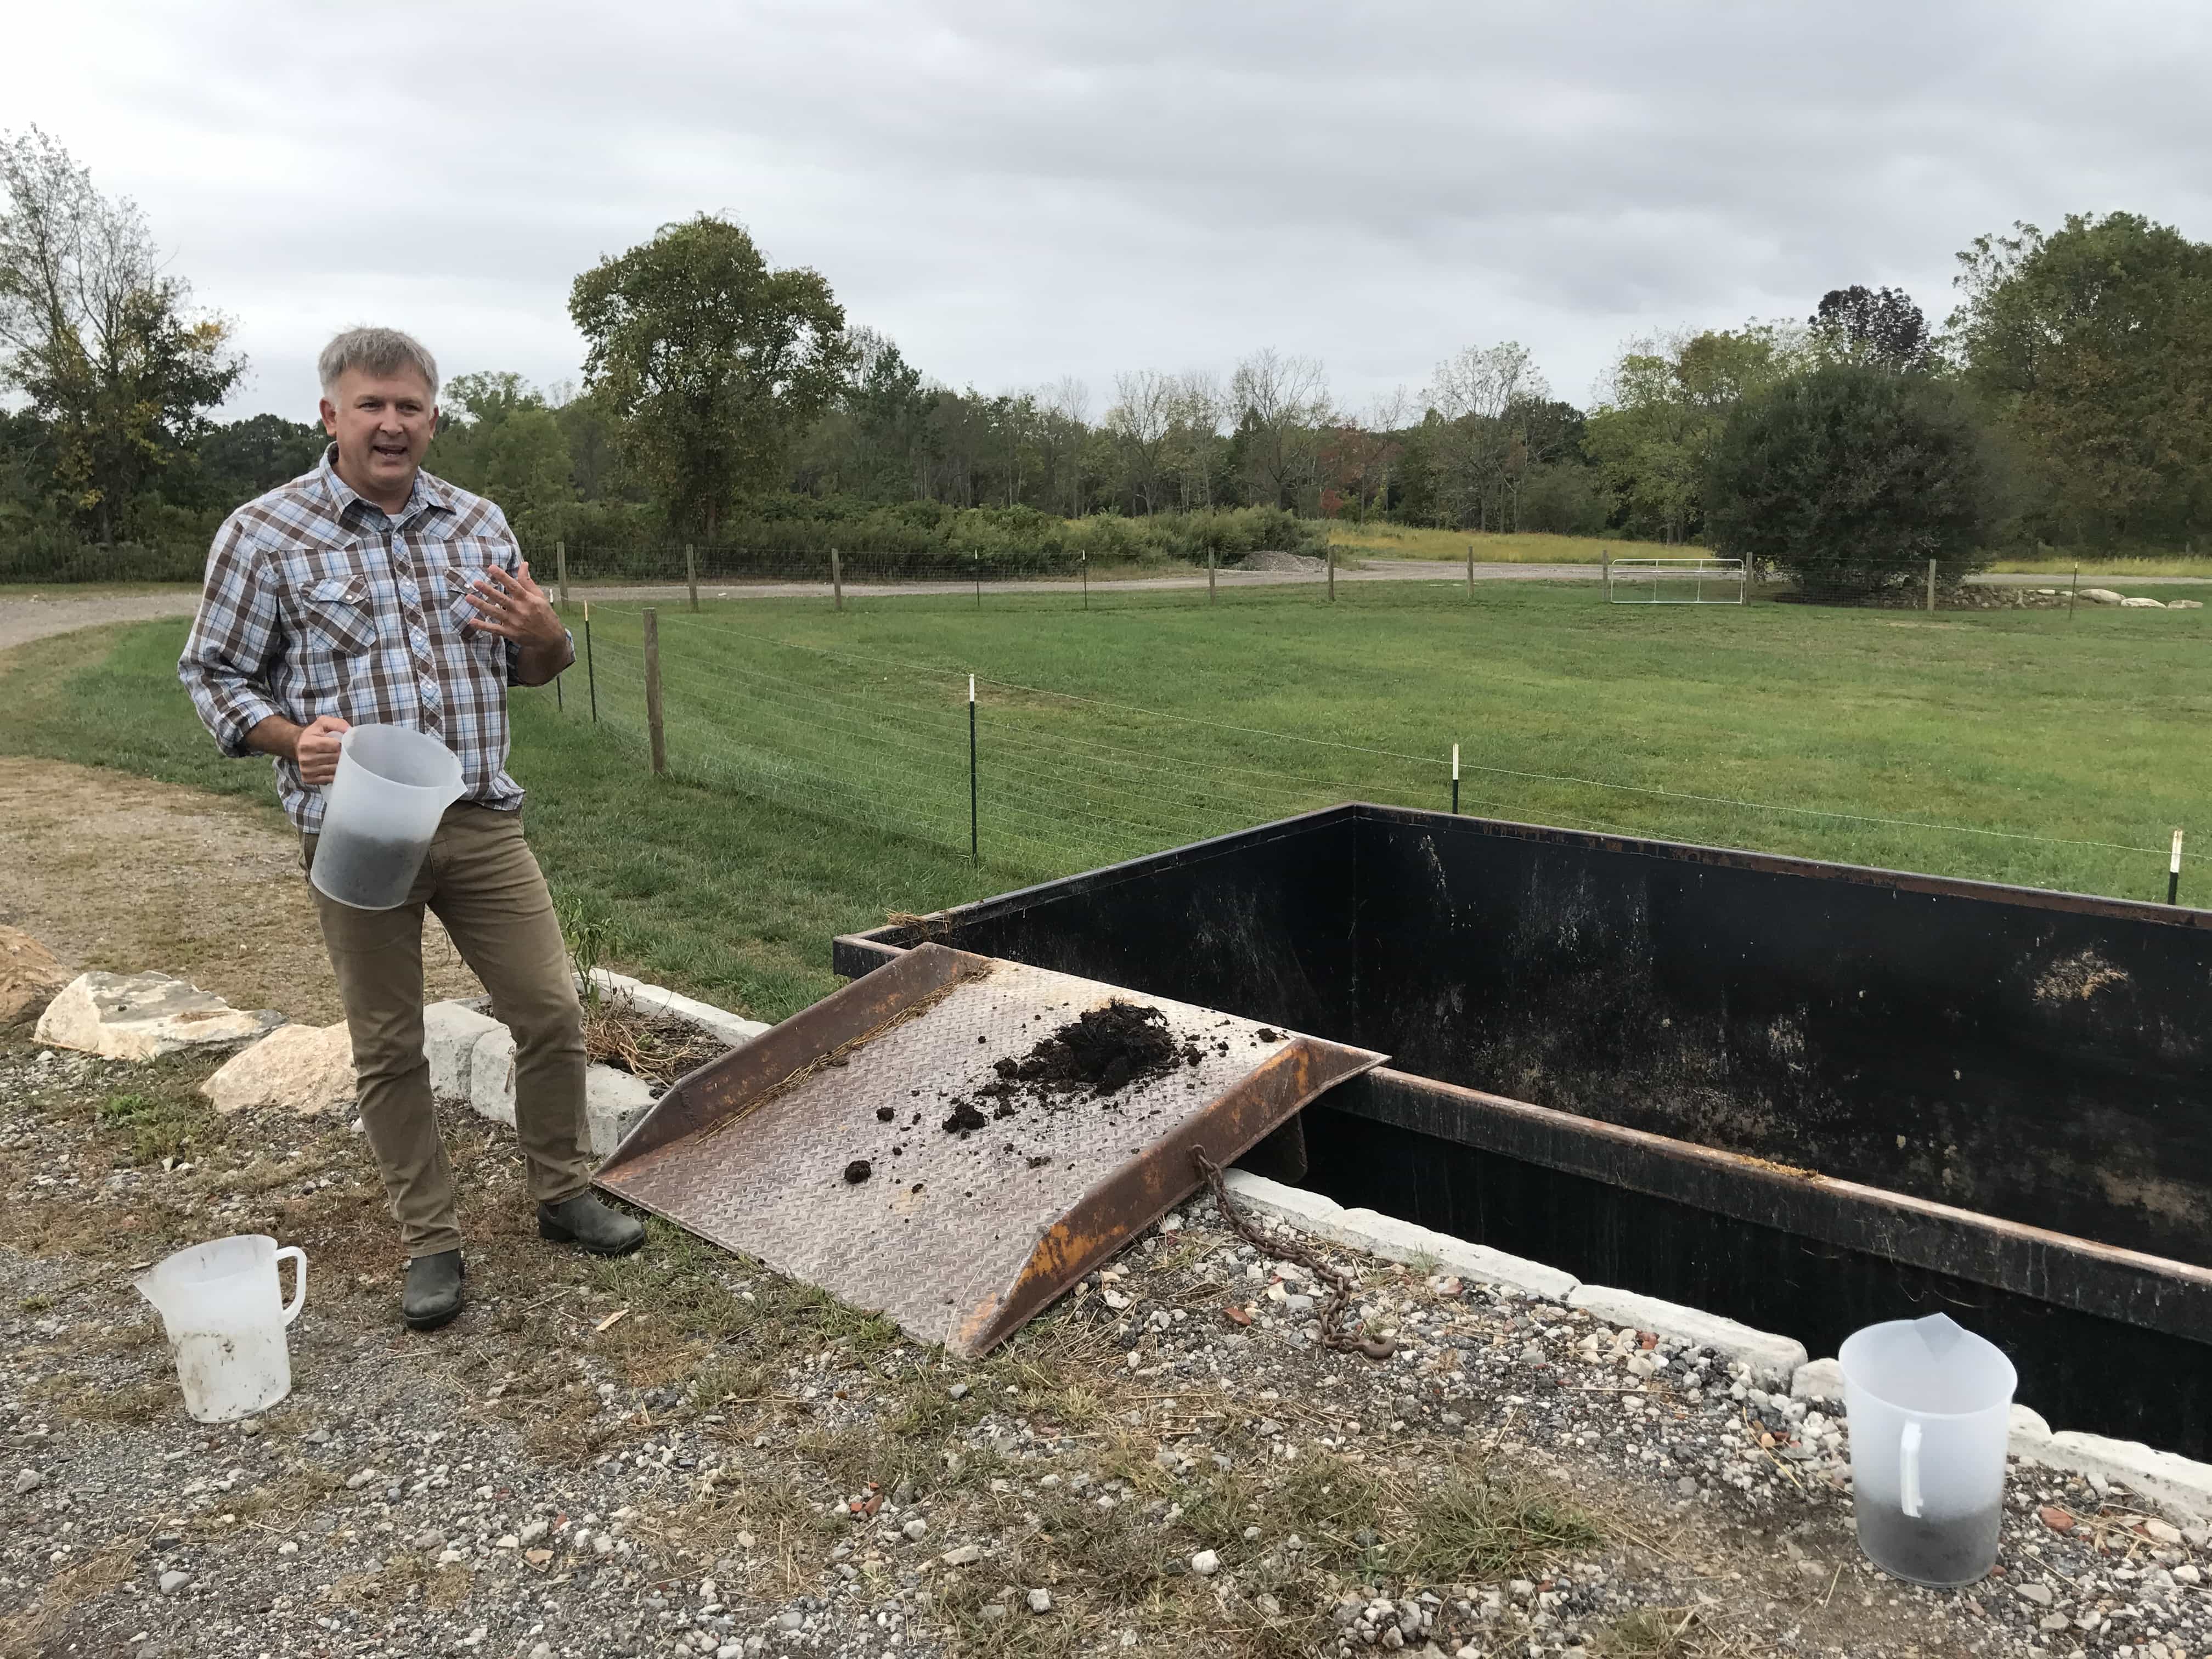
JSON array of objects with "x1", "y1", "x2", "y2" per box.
[{"x1": 939, "y1": 1000, "x2": 1194, "y2": 1136}]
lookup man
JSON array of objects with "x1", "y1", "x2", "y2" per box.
[{"x1": 179, "y1": 326, "x2": 644, "y2": 1332}]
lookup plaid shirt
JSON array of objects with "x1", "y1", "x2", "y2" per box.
[{"x1": 178, "y1": 446, "x2": 548, "y2": 833}]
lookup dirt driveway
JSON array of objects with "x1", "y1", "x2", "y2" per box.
[{"x1": 0, "y1": 754, "x2": 479, "y2": 1025}]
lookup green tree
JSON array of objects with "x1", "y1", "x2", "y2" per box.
[
  {"x1": 1704, "y1": 361, "x2": 1999, "y2": 594},
  {"x1": 1949, "y1": 212, "x2": 2212, "y2": 547},
  {"x1": 195, "y1": 412, "x2": 325, "y2": 506},
  {"x1": 1583, "y1": 324, "x2": 1805, "y2": 541},
  {"x1": 431, "y1": 371, "x2": 575, "y2": 539},
  {"x1": 569, "y1": 215, "x2": 850, "y2": 542},
  {"x1": 0, "y1": 127, "x2": 244, "y2": 544},
  {"x1": 1809, "y1": 285, "x2": 1932, "y2": 371}
]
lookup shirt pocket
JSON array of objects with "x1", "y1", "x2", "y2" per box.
[
  {"x1": 438, "y1": 537, "x2": 507, "y2": 642},
  {"x1": 301, "y1": 574, "x2": 377, "y2": 656}
]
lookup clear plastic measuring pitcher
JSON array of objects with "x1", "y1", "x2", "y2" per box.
[
  {"x1": 1839, "y1": 1312, "x2": 2017, "y2": 1586},
  {"x1": 309, "y1": 724, "x2": 464, "y2": 910},
  {"x1": 134, "y1": 1234, "x2": 307, "y2": 1423}
]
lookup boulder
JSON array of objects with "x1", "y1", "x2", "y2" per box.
[
  {"x1": 35, "y1": 972, "x2": 284, "y2": 1061},
  {"x1": 0, "y1": 926, "x2": 69, "y2": 1027},
  {"x1": 2078, "y1": 588, "x2": 2125, "y2": 605},
  {"x1": 2120, "y1": 595, "x2": 2166, "y2": 608},
  {"x1": 2170, "y1": 599, "x2": 2205, "y2": 610},
  {"x1": 200, "y1": 1022, "x2": 356, "y2": 1117}
]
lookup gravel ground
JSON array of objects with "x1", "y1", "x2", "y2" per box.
[{"x1": 5, "y1": 1032, "x2": 2209, "y2": 1659}]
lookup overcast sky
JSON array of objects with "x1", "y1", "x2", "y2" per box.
[{"x1": 15, "y1": 1, "x2": 2212, "y2": 423}]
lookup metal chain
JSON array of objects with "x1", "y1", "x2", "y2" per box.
[{"x1": 1191, "y1": 1148, "x2": 1396, "y2": 1361}]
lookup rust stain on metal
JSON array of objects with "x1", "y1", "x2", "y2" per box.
[{"x1": 594, "y1": 943, "x2": 1385, "y2": 1357}]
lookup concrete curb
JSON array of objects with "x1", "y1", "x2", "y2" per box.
[
  {"x1": 1566, "y1": 1285, "x2": 1808, "y2": 1389},
  {"x1": 1222, "y1": 1171, "x2": 1578, "y2": 1302},
  {"x1": 421, "y1": 975, "x2": 764, "y2": 1158},
  {"x1": 1221, "y1": 1167, "x2": 2212, "y2": 1522}
]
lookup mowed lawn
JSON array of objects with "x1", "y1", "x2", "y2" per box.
[{"x1": 5, "y1": 577, "x2": 2210, "y2": 1022}]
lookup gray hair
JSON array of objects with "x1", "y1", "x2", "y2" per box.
[{"x1": 317, "y1": 327, "x2": 439, "y2": 398}]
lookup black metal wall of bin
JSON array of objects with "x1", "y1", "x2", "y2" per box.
[{"x1": 836, "y1": 804, "x2": 2212, "y2": 1454}]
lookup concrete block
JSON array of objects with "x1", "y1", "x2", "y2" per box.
[
  {"x1": 1221, "y1": 1169, "x2": 1348, "y2": 1228},
  {"x1": 1218, "y1": 1171, "x2": 1577, "y2": 1301},
  {"x1": 467, "y1": 1026, "x2": 517, "y2": 1126},
  {"x1": 584, "y1": 969, "x2": 769, "y2": 1049},
  {"x1": 1566, "y1": 1284, "x2": 1807, "y2": 1386},
  {"x1": 2012, "y1": 1430, "x2": 2212, "y2": 1522},
  {"x1": 1336, "y1": 1207, "x2": 1579, "y2": 1301},
  {"x1": 424, "y1": 1000, "x2": 504, "y2": 1103},
  {"x1": 586, "y1": 1066, "x2": 659, "y2": 1158}
]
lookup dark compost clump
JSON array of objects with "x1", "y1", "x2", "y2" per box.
[
  {"x1": 989, "y1": 1001, "x2": 1179, "y2": 1098},
  {"x1": 939, "y1": 1001, "x2": 1184, "y2": 1139}
]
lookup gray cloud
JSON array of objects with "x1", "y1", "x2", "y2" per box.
[{"x1": 15, "y1": 0, "x2": 2212, "y2": 419}]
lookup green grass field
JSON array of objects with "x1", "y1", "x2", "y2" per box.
[{"x1": 7, "y1": 576, "x2": 2210, "y2": 1023}]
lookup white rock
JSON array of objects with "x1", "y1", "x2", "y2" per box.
[
  {"x1": 1790, "y1": 1358, "x2": 1845, "y2": 1405},
  {"x1": 1190, "y1": 1549, "x2": 1220, "y2": 1576},
  {"x1": 2169, "y1": 599, "x2": 2204, "y2": 610},
  {"x1": 2079, "y1": 588, "x2": 2126, "y2": 605},
  {"x1": 423, "y1": 1000, "x2": 505, "y2": 1103},
  {"x1": 157, "y1": 1570, "x2": 189, "y2": 1594},
  {"x1": 200, "y1": 1021, "x2": 356, "y2": 1116},
  {"x1": 0, "y1": 925, "x2": 68, "y2": 1027},
  {"x1": 940, "y1": 1544, "x2": 982, "y2": 1566},
  {"x1": 36, "y1": 972, "x2": 283, "y2": 1061},
  {"x1": 902, "y1": 1519, "x2": 928, "y2": 1541},
  {"x1": 518, "y1": 1519, "x2": 548, "y2": 1545},
  {"x1": 1566, "y1": 1285, "x2": 1805, "y2": 1386},
  {"x1": 1221, "y1": 1171, "x2": 1578, "y2": 1301},
  {"x1": 12, "y1": 1468, "x2": 41, "y2": 1495},
  {"x1": 1027, "y1": 1588, "x2": 1052, "y2": 1614},
  {"x1": 2121, "y1": 595, "x2": 2166, "y2": 608}
]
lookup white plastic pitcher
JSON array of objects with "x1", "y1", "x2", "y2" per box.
[
  {"x1": 1839, "y1": 1312, "x2": 2016, "y2": 1586},
  {"x1": 310, "y1": 724, "x2": 464, "y2": 910},
  {"x1": 134, "y1": 1235, "x2": 307, "y2": 1423}
]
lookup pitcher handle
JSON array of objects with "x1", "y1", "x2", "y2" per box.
[
  {"x1": 275, "y1": 1246, "x2": 307, "y2": 1327},
  {"x1": 1899, "y1": 1419, "x2": 1923, "y2": 1519}
]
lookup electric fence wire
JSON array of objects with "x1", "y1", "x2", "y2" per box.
[{"x1": 580, "y1": 602, "x2": 2194, "y2": 866}]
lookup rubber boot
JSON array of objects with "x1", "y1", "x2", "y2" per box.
[
  {"x1": 402, "y1": 1249, "x2": 465, "y2": 1331},
  {"x1": 538, "y1": 1193, "x2": 646, "y2": 1257}
]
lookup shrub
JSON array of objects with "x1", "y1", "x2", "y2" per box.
[{"x1": 1704, "y1": 363, "x2": 2002, "y2": 596}]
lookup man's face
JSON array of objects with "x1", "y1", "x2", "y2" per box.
[{"x1": 320, "y1": 368, "x2": 437, "y2": 500}]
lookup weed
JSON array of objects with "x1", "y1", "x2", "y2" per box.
[
  {"x1": 95, "y1": 1088, "x2": 202, "y2": 1163},
  {"x1": 1592, "y1": 1606, "x2": 1719, "y2": 1656},
  {"x1": 1397, "y1": 1458, "x2": 1602, "y2": 1583}
]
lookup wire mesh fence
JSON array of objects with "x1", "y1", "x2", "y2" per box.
[{"x1": 538, "y1": 599, "x2": 2208, "y2": 899}]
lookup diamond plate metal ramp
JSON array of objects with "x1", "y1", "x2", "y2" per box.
[{"x1": 593, "y1": 942, "x2": 1385, "y2": 1357}]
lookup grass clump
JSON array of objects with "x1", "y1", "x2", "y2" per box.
[{"x1": 1397, "y1": 1458, "x2": 1602, "y2": 1583}]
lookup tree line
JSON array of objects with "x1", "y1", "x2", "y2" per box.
[{"x1": 4, "y1": 124, "x2": 2209, "y2": 573}]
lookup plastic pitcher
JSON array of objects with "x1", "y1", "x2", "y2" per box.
[
  {"x1": 134, "y1": 1235, "x2": 307, "y2": 1423},
  {"x1": 1839, "y1": 1312, "x2": 2016, "y2": 1585},
  {"x1": 310, "y1": 724, "x2": 464, "y2": 910}
]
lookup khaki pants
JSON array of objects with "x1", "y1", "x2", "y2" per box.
[{"x1": 305, "y1": 803, "x2": 590, "y2": 1259}]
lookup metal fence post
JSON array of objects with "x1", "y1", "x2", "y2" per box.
[
  {"x1": 1208, "y1": 548, "x2": 1216, "y2": 607},
  {"x1": 1081, "y1": 551, "x2": 1088, "y2": 611},
  {"x1": 832, "y1": 546, "x2": 844, "y2": 613},
  {"x1": 583, "y1": 602, "x2": 597, "y2": 723},
  {"x1": 1466, "y1": 541, "x2": 1474, "y2": 601},
  {"x1": 1926, "y1": 558, "x2": 1937, "y2": 613},
  {"x1": 556, "y1": 539, "x2": 569, "y2": 611},
  {"x1": 974, "y1": 552, "x2": 981, "y2": 610},
  {"x1": 1451, "y1": 743, "x2": 1460, "y2": 814},
  {"x1": 685, "y1": 544, "x2": 699, "y2": 613},
  {"x1": 1327, "y1": 542, "x2": 1336, "y2": 603},
  {"x1": 2170, "y1": 827, "x2": 2186, "y2": 905},
  {"x1": 968, "y1": 674, "x2": 979, "y2": 864},
  {"x1": 642, "y1": 608, "x2": 667, "y2": 776},
  {"x1": 1601, "y1": 545, "x2": 1610, "y2": 597}
]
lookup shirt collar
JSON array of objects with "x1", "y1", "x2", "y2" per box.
[{"x1": 317, "y1": 443, "x2": 453, "y2": 528}]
